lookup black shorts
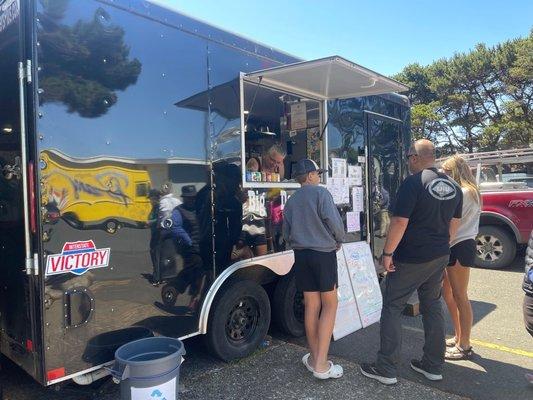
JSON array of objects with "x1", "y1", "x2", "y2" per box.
[
  {"x1": 242, "y1": 230, "x2": 267, "y2": 247},
  {"x1": 448, "y1": 239, "x2": 476, "y2": 267},
  {"x1": 293, "y1": 249, "x2": 338, "y2": 292}
]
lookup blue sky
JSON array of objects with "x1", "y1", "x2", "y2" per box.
[{"x1": 159, "y1": 0, "x2": 532, "y2": 76}]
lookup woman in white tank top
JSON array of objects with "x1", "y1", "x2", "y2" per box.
[{"x1": 441, "y1": 155, "x2": 481, "y2": 360}]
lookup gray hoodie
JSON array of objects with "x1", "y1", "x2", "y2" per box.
[{"x1": 282, "y1": 185, "x2": 345, "y2": 252}]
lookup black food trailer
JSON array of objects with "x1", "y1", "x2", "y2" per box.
[{"x1": 0, "y1": 0, "x2": 410, "y2": 386}]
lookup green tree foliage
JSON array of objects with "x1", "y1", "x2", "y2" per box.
[
  {"x1": 38, "y1": 0, "x2": 141, "y2": 118},
  {"x1": 394, "y1": 31, "x2": 532, "y2": 155}
]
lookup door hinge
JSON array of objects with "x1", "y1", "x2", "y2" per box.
[
  {"x1": 25, "y1": 257, "x2": 33, "y2": 275},
  {"x1": 25, "y1": 255, "x2": 39, "y2": 276},
  {"x1": 26, "y1": 60, "x2": 32, "y2": 84},
  {"x1": 18, "y1": 60, "x2": 32, "y2": 84},
  {"x1": 33, "y1": 252, "x2": 39, "y2": 276}
]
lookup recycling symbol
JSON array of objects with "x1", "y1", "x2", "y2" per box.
[{"x1": 150, "y1": 389, "x2": 166, "y2": 400}]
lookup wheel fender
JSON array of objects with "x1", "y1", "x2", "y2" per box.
[
  {"x1": 198, "y1": 250, "x2": 294, "y2": 334},
  {"x1": 479, "y1": 211, "x2": 521, "y2": 242}
]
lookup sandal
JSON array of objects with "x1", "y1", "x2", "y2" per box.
[
  {"x1": 445, "y1": 337, "x2": 457, "y2": 347},
  {"x1": 302, "y1": 353, "x2": 314, "y2": 372},
  {"x1": 445, "y1": 345, "x2": 473, "y2": 360},
  {"x1": 313, "y1": 361, "x2": 343, "y2": 380}
]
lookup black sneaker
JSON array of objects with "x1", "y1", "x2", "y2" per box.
[
  {"x1": 410, "y1": 360, "x2": 443, "y2": 381},
  {"x1": 360, "y1": 363, "x2": 398, "y2": 385}
]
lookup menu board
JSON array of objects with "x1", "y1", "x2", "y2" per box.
[
  {"x1": 344, "y1": 242, "x2": 383, "y2": 327},
  {"x1": 333, "y1": 250, "x2": 363, "y2": 340},
  {"x1": 333, "y1": 241, "x2": 383, "y2": 339}
]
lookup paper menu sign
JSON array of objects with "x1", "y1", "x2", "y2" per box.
[
  {"x1": 346, "y1": 211, "x2": 359, "y2": 232},
  {"x1": 331, "y1": 158, "x2": 347, "y2": 178},
  {"x1": 346, "y1": 211, "x2": 360, "y2": 233},
  {"x1": 326, "y1": 178, "x2": 349, "y2": 205},
  {"x1": 352, "y1": 187, "x2": 364, "y2": 212},
  {"x1": 290, "y1": 102, "x2": 307, "y2": 130},
  {"x1": 348, "y1": 165, "x2": 363, "y2": 186}
]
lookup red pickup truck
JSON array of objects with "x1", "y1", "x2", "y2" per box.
[
  {"x1": 438, "y1": 148, "x2": 533, "y2": 269},
  {"x1": 477, "y1": 183, "x2": 533, "y2": 269}
]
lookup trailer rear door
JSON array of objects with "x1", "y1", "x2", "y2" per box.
[{"x1": 0, "y1": 0, "x2": 42, "y2": 382}]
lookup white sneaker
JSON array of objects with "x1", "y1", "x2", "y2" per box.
[{"x1": 410, "y1": 360, "x2": 443, "y2": 381}]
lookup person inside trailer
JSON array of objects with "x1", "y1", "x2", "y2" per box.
[{"x1": 246, "y1": 143, "x2": 287, "y2": 181}]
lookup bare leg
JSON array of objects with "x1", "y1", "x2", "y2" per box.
[
  {"x1": 303, "y1": 291, "x2": 321, "y2": 368},
  {"x1": 447, "y1": 262, "x2": 473, "y2": 349},
  {"x1": 314, "y1": 288, "x2": 338, "y2": 373},
  {"x1": 442, "y1": 269, "x2": 460, "y2": 342}
]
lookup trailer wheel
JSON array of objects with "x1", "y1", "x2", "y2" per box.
[
  {"x1": 475, "y1": 225, "x2": 516, "y2": 269},
  {"x1": 206, "y1": 279, "x2": 270, "y2": 361},
  {"x1": 273, "y1": 273, "x2": 305, "y2": 337}
]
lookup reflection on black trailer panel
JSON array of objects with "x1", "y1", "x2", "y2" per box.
[{"x1": 36, "y1": 0, "x2": 212, "y2": 380}]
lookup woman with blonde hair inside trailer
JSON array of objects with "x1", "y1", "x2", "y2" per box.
[{"x1": 440, "y1": 155, "x2": 481, "y2": 360}]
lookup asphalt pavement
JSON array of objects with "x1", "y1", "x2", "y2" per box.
[
  {"x1": 285, "y1": 250, "x2": 533, "y2": 400},
  {"x1": 0, "y1": 337, "x2": 466, "y2": 400},
  {"x1": 0, "y1": 252, "x2": 531, "y2": 399}
]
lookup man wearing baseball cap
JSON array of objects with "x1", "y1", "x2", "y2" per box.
[{"x1": 283, "y1": 158, "x2": 345, "y2": 380}]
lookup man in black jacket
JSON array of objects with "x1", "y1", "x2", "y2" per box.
[{"x1": 360, "y1": 139, "x2": 462, "y2": 385}]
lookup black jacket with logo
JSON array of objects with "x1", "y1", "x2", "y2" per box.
[{"x1": 393, "y1": 168, "x2": 463, "y2": 263}]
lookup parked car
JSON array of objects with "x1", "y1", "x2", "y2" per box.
[{"x1": 477, "y1": 188, "x2": 533, "y2": 269}]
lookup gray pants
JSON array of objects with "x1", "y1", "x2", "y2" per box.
[{"x1": 376, "y1": 255, "x2": 448, "y2": 377}]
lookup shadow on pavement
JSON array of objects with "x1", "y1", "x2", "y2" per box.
[{"x1": 404, "y1": 351, "x2": 533, "y2": 400}]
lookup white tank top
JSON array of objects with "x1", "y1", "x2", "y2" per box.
[{"x1": 451, "y1": 188, "x2": 481, "y2": 246}]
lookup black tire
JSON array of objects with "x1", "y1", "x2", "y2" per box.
[
  {"x1": 206, "y1": 279, "x2": 270, "y2": 361},
  {"x1": 273, "y1": 273, "x2": 305, "y2": 337},
  {"x1": 475, "y1": 225, "x2": 516, "y2": 269},
  {"x1": 161, "y1": 284, "x2": 178, "y2": 306}
]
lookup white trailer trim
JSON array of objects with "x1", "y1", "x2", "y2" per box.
[{"x1": 198, "y1": 251, "x2": 294, "y2": 334}]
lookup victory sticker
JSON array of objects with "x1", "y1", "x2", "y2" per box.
[{"x1": 46, "y1": 240, "x2": 110, "y2": 276}]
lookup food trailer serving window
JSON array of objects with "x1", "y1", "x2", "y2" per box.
[{"x1": 241, "y1": 56, "x2": 407, "y2": 188}]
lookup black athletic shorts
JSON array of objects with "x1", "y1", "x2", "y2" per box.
[
  {"x1": 293, "y1": 249, "x2": 338, "y2": 292},
  {"x1": 448, "y1": 239, "x2": 476, "y2": 267}
]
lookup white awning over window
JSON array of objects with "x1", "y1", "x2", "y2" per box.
[{"x1": 245, "y1": 56, "x2": 408, "y2": 100}]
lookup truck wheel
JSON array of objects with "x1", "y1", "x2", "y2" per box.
[
  {"x1": 161, "y1": 284, "x2": 178, "y2": 306},
  {"x1": 273, "y1": 273, "x2": 305, "y2": 337},
  {"x1": 476, "y1": 225, "x2": 516, "y2": 269},
  {"x1": 206, "y1": 279, "x2": 270, "y2": 361},
  {"x1": 105, "y1": 220, "x2": 118, "y2": 234}
]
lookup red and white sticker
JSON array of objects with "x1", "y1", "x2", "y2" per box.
[{"x1": 46, "y1": 240, "x2": 110, "y2": 276}]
